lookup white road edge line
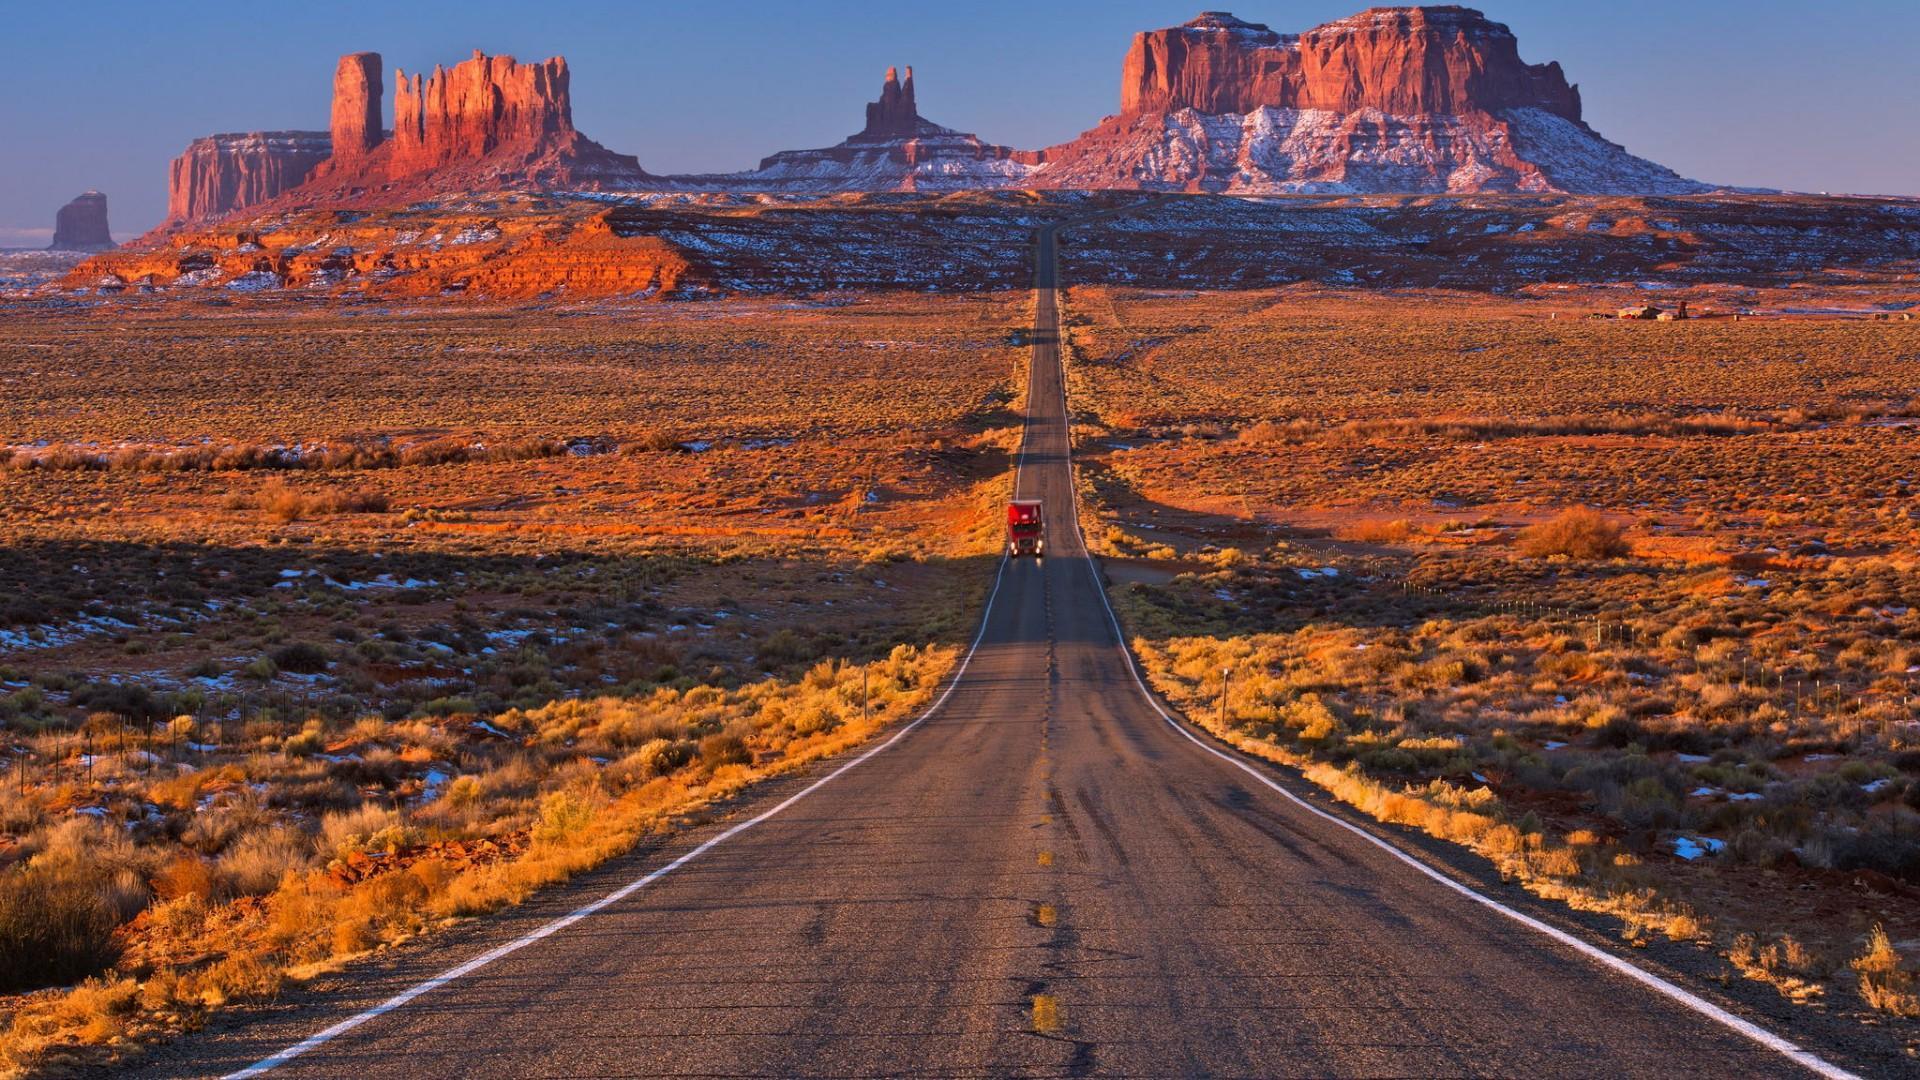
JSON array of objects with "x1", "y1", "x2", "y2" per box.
[
  {"x1": 1039, "y1": 226, "x2": 1860, "y2": 1080},
  {"x1": 226, "y1": 569, "x2": 1017, "y2": 1077},
  {"x1": 230, "y1": 228, "x2": 1063, "y2": 1079}
]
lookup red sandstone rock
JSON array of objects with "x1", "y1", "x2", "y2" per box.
[
  {"x1": 1119, "y1": 8, "x2": 1581, "y2": 121},
  {"x1": 50, "y1": 191, "x2": 114, "y2": 251},
  {"x1": 303, "y1": 50, "x2": 648, "y2": 200},
  {"x1": 331, "y1": 52, "x2": 384, "y2": 163},
  {"x1": 166, "y1": 132, "x2": 331, "y2": 225},
  {"x1": 1022, "y1": 6, "x2": 1698, "y2": 195},
  {"x1": 390, "y1": 51, "x2": 574, "y2": 173}
]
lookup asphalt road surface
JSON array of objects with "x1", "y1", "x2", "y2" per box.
[{"x1": 131, "y1": 224, "x2": 1861, "y2": 1079}]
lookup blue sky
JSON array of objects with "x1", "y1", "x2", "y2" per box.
[{"x1": 2, "y1": 1, "x2": 1915, "y2": 241}]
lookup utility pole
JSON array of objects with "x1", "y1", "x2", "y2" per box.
[{"x1": 1219, "y1": 667, "x2": 1232, "y2": 730}]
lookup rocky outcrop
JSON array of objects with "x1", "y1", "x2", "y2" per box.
[
  {"x1": 864, "y1": 67, "x2": 919, "y2": 137},
  {"x1": 1024, "y1": 7, "x2": 1705, "y2": 195},
  {"x1": 330, "y1": 52, "x2": 384, "y2": 164},
  {"x1": 390, "y1": 51, "x2": 575, "y2": 173},
  {"x1": 167, "y1": 132, "x2": 331, "y2": 225},
  {"x1": 165, "y1": 50, "x2": 646, "y2": 228},
  {"x1": 298, "y1": 50, "x2": 648, "y2": 200},
  {"x1": 673, "y1": 67, "x2": 1030, "y2": 193},
  {"x1": 1119, "y1": 9, "x2": 1581, "y2": 120},
  {"x1": 66, "y1": 198, "x2": 704, "y2": 300},
  {"x1": 50, "y1": 191, "x2": 114, "y2": 251}
]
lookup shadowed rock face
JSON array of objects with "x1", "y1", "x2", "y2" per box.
[
  {"x1": 863, "y1": 67, "x2": 919, "y2": 138},
  {"x1": 50, "y1": 191, "x2": 114, "y2": 251},
  {"x1": 166, "y1": 133, "x2": 331, "y2": 225}
]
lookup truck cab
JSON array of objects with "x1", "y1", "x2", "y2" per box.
[{"x1": 1007, "y1": 500, "x2": 1045, "y2": 558}]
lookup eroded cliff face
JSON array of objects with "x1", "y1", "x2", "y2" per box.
[
  {"x1": 1120, "y1": 9, "x2": 1580, "y2": 120},
  {"x1": 1025, "y1": 6, "x2": 1701, "y2": 195},
  {"x1": 166, "y1": 132, "x2": 331, "y2": 225},
  {"x1": 300, "y1": 49, "x2": 648, "y2": 200},
  {"x1": 390, "y1": 51, "x2": 573, "y2": 173},
  {"x1": 162, "y1": 49, "x2": 647, "y2": 228}
]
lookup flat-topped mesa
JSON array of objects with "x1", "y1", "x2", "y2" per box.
[
  {"x1": 1030, "y1": 4, "x2": 1700, "y2": 195},
  {"x1": 390, "y1": 51, "x2": 575, "y2": 175},
  {"x1": 862, "y1": 66, "x2": 920, "y2": 138},
  {"x1": 330, "y1": 52, "x2": 384, "y2": 164},
  {"x1": 1121, "y1": 6, "x2": 1581, "y2": 121}
]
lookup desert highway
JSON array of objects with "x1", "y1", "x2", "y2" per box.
[{"x1": 130, "y1": 225, "x2": 1859, "y2": 1079}]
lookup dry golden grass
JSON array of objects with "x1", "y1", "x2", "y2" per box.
[
  {"x1": 1853, "y1": 926, "x2": 1920, "y2": 1018},
  {"x1": 0, "y1": 290, "x2": 1028, "y2": 1071},
  {"x1": 1071, "y1": 287, "x2": 1920, "y2": 1033},
  {"x1": 0, "y1": 647, "x2": 954, "y2": 1072},
  {"x1": 1516, "y1": 509, "x2": 1628, "y2": 560}
]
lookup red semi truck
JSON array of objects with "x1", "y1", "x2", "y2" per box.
[{"x1": 1007, "y1": 500, "x2": 1045, "y2": 558}]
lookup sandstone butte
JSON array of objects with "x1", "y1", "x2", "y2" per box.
[
  {"x1": 1117, "y1": 7, "x2": 1581, "y2": 120},
  {"x1": 864, "y1": 66, "x2": 920, "y2": 138},
  {"x1": 1022, "y1": 7, "x2": 1704, "y2": 195},
  {"x1": 49, "y1": 191, "x2": 115, "y2": 251},
  {"x1": 92, "y1": 5, "x2": 1711, "y2": 297},
  {"x1": 686, "y1": 7, "x2": 1699, "y2": 196},
  {"x1": 165, "y1": 48, "x2": 648, "y2": 226},
  {"x1": 708, "y1": 66, "x2": 1027, "y2": 190}
]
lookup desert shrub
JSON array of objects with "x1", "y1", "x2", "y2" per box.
[
  {"x1": 530, "y1": 790, "x2": 595, "y2": 847},
  {"x1": 181, "y1": 794, "x2": 275, "y2": 854},
  {"x1": 648, "y1": 738, "x2": 696, "y2": 776},
  {"x1": 699, "y1": 731, "x2": 752, "y2": 770},
  {"x1": 319, "y1": 804, "x2": 406, "y2": 861},
  {"x1": 152, "y1": 855, "x2": 217, "y2": 903},
  {"x1": 1518, "y1": 508, "x2": 1629, "y2": 560},
  {"x1": 479, "y1": 438, "x2": 567, "y2": 463},
  {"x1": 212, "y1": 827, "x2": 310, "y2": 899},
  {"x1": 1337, "y1": 519, "x2": 1414, "y2": 544},
  {"x1": 0, "y1": 822, "x2": 151, "y2": 993},
  {"x1": 756, "y1": 628, "x2": 816, "y2": 667},
  {"x1": 0, "y1": 866, "x2": 129, "y2": 993},
  {"x1": 245, "y1": 479, "x2": 391, "y2": 523},
  {"x1": 1853, "y1": 925, "x2": 1919, "y2": 1017},
  {"x1": 67, "y1": 681, "x2": 161, "y2": 722},
  {"x1": 270, "y1": 642, "x2": 331, "y2": 675}
]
